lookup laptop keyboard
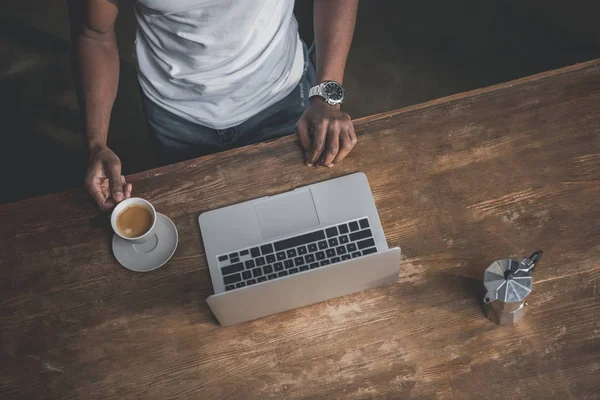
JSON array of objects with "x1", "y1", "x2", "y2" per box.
[{"x1": 217, "y1": 217, "x2": 377, "y2": 291}]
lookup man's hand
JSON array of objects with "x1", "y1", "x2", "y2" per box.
[
  {"x1": 84, "y1": 145, "x2": 132, "y2": 211},
  {"x1": 296, "y1": 99, "x2": 357, "y2": 167}
]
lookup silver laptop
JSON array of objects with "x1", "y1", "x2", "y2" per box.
[{"x1": 199, "y1": 172, "x2": 401, "y2": 326}]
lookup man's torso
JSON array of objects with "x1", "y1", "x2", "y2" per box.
[{"x1": 135, "y1": 0, "x2": 304, "y2": 129}]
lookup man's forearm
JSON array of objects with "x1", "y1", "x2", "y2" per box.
[
  {"x1": 77, "y1": 30, "x2": 120, "y2": 151},
  {"x1": 313, "y1": 0, "x2": 358, "y2": 85}
]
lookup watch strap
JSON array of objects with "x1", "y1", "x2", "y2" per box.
[{"x1": 309, "y1": 84, "x2": 321, "y2": 99}]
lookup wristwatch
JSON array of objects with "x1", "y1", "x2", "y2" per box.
[{"x1": 309, "y1": 81, "x2": 345, "y2": 106}]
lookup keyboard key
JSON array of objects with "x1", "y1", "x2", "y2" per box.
[
  {"x1": 225, "y1": 284, "x2": 235, "y2": 291},
  {"x1": 256, "y1": 257, "x2": 266, "y2": 266},
  {"x1": 276, "y1": 251, "x2": 286, "y2": 261},
  {"x1": 289, "y1": 268, "x2": 299, "y2": 274},
  {"x1": 325, "y1": 227, "x2": 338, "y2": 238},
  {"x1": 328, "y1": 238, "x2": 339, "y2": 247},
  {"x1": 230, "y1": 257, "x2": 240, "y2": 263},
  {"x1": 308, "y1": 243, "x2": 318, "y2": 252},
  {"x1": 352, "y1": 252, "x2": 362, "y2": 258},
  {"x1": 349, "y1": 229, "x2": 373, "y2": 242},
  {"x1": 310, "y1": 262, "x2": 320, "y2": 269},
  {"x1": 222, "y1": 263, "x2": 244, "y2": 276},
  {"x1": 257, "y1": 276, "x2": 267, "y2": 282},
  {"x1": 336, "y1": 246, "x2": 347, "y2": 255},
  {"x1": 261, "y1": 244, "x2": 274, "y2": 255},
  {"x1": 218, "y1": 255, "x2": 228, "y2": 262},
  {"x1": 247, "y1": 279, "x2": 257, "y2": 285},
  {"x1": 242, "y1": 270, "x2": 252, "y2": 280},
  {"x1": 240, "y1": 250, "x2": 249, "y2": 256},
  {"x1": 326, "y1": 249, "x2": 336, "y2": 258},
  {"x1": 287, "y1": 249, "x2": 297, "y2": 258},
  {"x1": 342, "y1": 254, "x2": 351, "y2": 261},
  {"x1": 339, "y1": 235, "x2": 349, "y2": 244},
  {"x1": 278, "y1": 270, "x2": 288, "y2": 277},
  {"x1": 274, "y1": 262, "x2": 284, "y2": 271},
  {"x1": 268, "y1": 274, "x2": 278, "y2": 280},
  {"x1": 284, "y1": 260, "x2": 294, "y2": 269},
  {"x1": 305, "y1": 254, "x2": 315, "y2": 263},
  {"x1": 297, "y1": 246, "x2": 308, "y2": 255},
  {"x1": 358, "y1": 238, "x2": 376, "y2": 250},
  {"x1": 299, "y1": 265, "x2": 309, "y2": 271},
  {"x1": 274, "y1": 230, "x2": 326, "y2": 251},
  {"x1": 224, "y1": 273, "x2": 242, "y2": 285},
  {"x1": 245, "y1": 259, "x2": 255, "y2": 269},
  {"x1": 338, "y1": 224, "x2": 349, "y2": 234},
  {"x1": 318, "y1": 241, "x2": 328, "y2": 250},
  {"x1": 252, "y1": 268, "x2": 263, "y2": 277},
  {"x1": 320, "y1": 260, "x2": 330, "y2": 266},
  {"x1": 347, "y1": 243, "x2": 357, "y2": 252},
  {"x1": 229, "y1": 252, "x2": 238, "y2": 259},
  {"x1": 266, "y1": 254, "x2": 276, "y2": 263},
  {"x1": 263, "y1": 265, "x2": 273, "y2": 274},
  {"x1": 363, "y1": 247, "x2": 377, "y2": 256},
  {"x1": 236, "y1": 282, "x2": 246, "y2": 288},
  {"x1": 294, "y1": 257, "x2": 305, "y2": 266},
  {"x1": 331, "y1": 257, "x2": 341, "y2": 264},
  {"x1": 349, "y1": 221, "x2": 360, "y2": 231},
  {"x1": 250, "y1": 247, "x2": 260, "y2": 258},
  {"x1": 359, "y1": 218, "x2": 370, "y2": 229},
  {"x1": 316, "y1": 251, "x2": 326, "y2": 260}
]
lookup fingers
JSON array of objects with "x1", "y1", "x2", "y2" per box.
[
  {"x1": 308, "y1": 121, "x2": 328, "y2": 166},
  {"x1": 84, "y1": 160, "x2": 111, "y2": 211},
  {"x1": 84, "y1": 147, "x2": 128, "y2": 212},
  {"x1": 298, "y1": 106, "x2": 356, "y2": 168},
  {"x1": 348, "y1": 121, "x2": 357, "y2": 145},
  {"x1": 320, "y1": 127, "x2": 340, "y2": 167},
  {"x1": 86, "y1": 181, "x2": 110, "y2": 211},
  {"x1": 108, "y1": 160, "x2": 124, "y2": 203},
  {"x1": 121, "y1": 175, "x2": 133, "y2": 199},
  {"x1": 103, "y1": 199, "x2": 116, "y2": 210},
  {"x1": 333, "y1": 124, "x2": 358, "y2": 164},
  {"x1": 330, "y1": 131, "x2": 352, "y2": 165},
  {"x1": 295, "y1": 117, "x2": 312, "y2": 164}
]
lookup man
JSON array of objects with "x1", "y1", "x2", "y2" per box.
[{"x1": 78, "y1": 0, "x2": 358, "y2": 211}]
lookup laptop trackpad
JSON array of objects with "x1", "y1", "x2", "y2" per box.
[{"x1": 254, "y1": 189, "x2": 320, "y2": 240}]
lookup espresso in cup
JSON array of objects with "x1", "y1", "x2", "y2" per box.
[
  {"x1": 116, "y1": 205, "x2": 153, "y2": 238},
  {"x1": 111, "y1": 198, "x2": 157, "y2": 244}
]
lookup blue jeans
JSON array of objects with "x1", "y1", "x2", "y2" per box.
[{"x1": 141, "y1": 42, "x2": 316, "y2": 165}]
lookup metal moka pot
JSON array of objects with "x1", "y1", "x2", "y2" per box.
[{"x1": 482, "y1": 251, "x2": 543, "y2": 325}]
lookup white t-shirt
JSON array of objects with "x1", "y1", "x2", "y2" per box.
[{"x1": 134, "y1": 0, "x2": 304, "y2": 129}]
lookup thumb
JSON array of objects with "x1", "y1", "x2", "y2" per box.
[
  {"x1": 107, "y1": 158, "x2": 124, "y2": 202},
  {"x1": 295, "y1": 116, "x2": 312, "y2": 163},
  {"x1": 296, "y1": 117, "x2": 312, "y2": 152}
]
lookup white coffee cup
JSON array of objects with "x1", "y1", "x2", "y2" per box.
[{"x1": 110, "y1": 198, "x2": 157, "y2": 244}]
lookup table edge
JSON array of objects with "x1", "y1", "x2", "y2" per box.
[{"x1": 1, "y1": 58, "x2": 598, "y2": 210}]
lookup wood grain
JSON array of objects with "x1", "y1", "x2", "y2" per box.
[{"x1": 1, "y1": 59, "x2": 600, "y2": 399}]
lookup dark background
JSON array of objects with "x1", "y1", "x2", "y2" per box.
[{"x1": 1, "y1": 0, "x2": 599, "y2": 204}]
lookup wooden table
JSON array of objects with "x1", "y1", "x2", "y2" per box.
[{"x1": 2, "y1": 60, "x2": 599, "y2": 400}]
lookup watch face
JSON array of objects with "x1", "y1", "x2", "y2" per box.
[{"x1": 323, "y1": 82, "x2": 344, "y2": 102}]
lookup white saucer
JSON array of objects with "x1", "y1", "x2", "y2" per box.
[{"x1": 112, "y1": 213, "x2": 178, "y2": 272}]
